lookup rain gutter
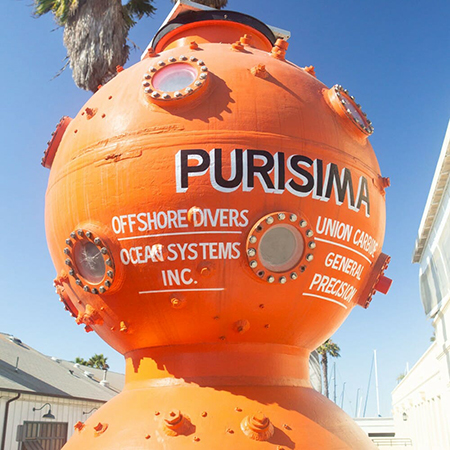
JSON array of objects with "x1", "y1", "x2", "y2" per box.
[{"x1": 1, "y1": 393, "x2": 21, "y2": 450}]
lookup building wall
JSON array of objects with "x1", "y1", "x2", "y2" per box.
[
  {"x1": 0, "y1": 391, "x2": 104, "y2": 450},
  {"x1": 392, "y1": 121, "x2": 450, "y2": 450},
  {"x1": 391, "y1": 343, "x2": 450, "y2": 450}
]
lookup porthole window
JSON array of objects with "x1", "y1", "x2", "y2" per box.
[
  {"x1": 63, "y1": 229, "x2": 115, "y2": 294},
  {"x1": 246, "y1": 212, "x2": 316, "y2": 283},
  {"x1": 152, "y1": 63, "x2": 197, "y2": 92},
  {"x1": 73, "y1": 241, "x2": 106, "y2": 284},
  {"x1": 142, "y1": 56, "x2": 209, "y2": 103},
  {"x1": 325, "y1": 84, "x2": 373, "y2": 136},
  {"x1": 258, "y1": 225, "x2": 304, "y2": 273}
]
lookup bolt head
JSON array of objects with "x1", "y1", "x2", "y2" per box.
[
  {"x1": 195, "y1": 81, "x2": 202, "y2": 87},
  {"x1": 64, "y1": 248, "x2": 70, "y2": 255},
  {"x1": 266, "y1": 216, "x2": 274, "y2": 225},
  {"x1": 65, "y1": 259, "x2": 71, "y2": 266},
  {"x1": 279, "y1": 276, "x2": 287, "y2": 284},
  {"x1": 94, "y1": 237, "x2": 101, "y2": 245},
  {"x1": 306, "y1": 230, "x2": 314, "y2": 237},
  {"x1": 198, "y1": 60, "x2": 205, "y2": 66},
  {"x1": 107, "y1": 270, "x2": 114, "y2": 278},
  {"x1": 65, "y1": 239, "x2": 71, "y2": 245},
  {"x1": 201, "y1": 66, "x2": 208, "y2": 72},
  {"x1": 175, "y1": 91, "x2": 183, "y2": 98},
  {"x1": 190, "y1": 56, "x2": 197, "y2": 62},
  {"x1": 70, "y1": 232, "x2": 76, "y2": 239},
  {"x1": 250, "y1": 260, "x2": 257, "y2": 268},
  {"x1": 99, "y1": 286, "x2": 106, "y2": 293},
  {"x1": 91, "y1": 288, "x2": 98, "y2": 294},
  {"x1": 162, "y1": 93, "x2": 171, "y2": 99},
  {"x1": 76, "y1": 279, "x2": 82, "y2": 286},
  {"x1": 299, "y1": 220, "x2": 307, "y2": 228},
  {"x1": 106, "y1": 259, "x2": 112, "y2": 266},
  {"x1": 101, "y1": 247, "x2": 108, "y2": 255},
  {"x1": 249, "y1": 236, "x2": 257, "y2": 244},
  {"x1": 77, "y1": 229, "x2": 83, "y2": 236},
  {"x1": 309, "y1": 241, "x2": 316, "y2": 249},
  {"x1": 151, "y1": 92, "x2": 160, "y2": 98},
  {"x1": 169, "y1": 57, "x2": 176, "y2": 62},
  {"x1": 158, "y1": 61, "x2": 165, "y2": 66},
  {"x1": 267, "y1": 276, "x2": 275, "y2": 283},
  {"x1": 105, "y1": 280, "x2": 111, "y2": 288},
  {"x1": 247, "y1": 248, "x2": 256, "y2": 257},
  {"x1": 306, "y1": 254, "x2": 314, "y2": 262},
  {"x1": 179, "y1": 55, "x2": 187, "y2": 60},
  {"x1": 86, "y1": 231, "x2": 92, "y2": 238},
  {"x1": 185, "y1": 87, "x2": 194, "y2": 94},
  {"x1": 165, "y1": 410, "x2": 182, "y2": 425},
  {"x1": 83, "y1": 286, "x2": 90, "y2": 292},
  {"x1": 290, "y1": 272, "x2": 298, "y2": 280},
  {"x1": 199, "y1": 73, "x2": 207, "y2": 80}
]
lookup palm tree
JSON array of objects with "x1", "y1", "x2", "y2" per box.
[
  {"x1": 33, "y1": 0, "x2": 156, "y2": 92},
  {"x1": 170, "y1": 0, "x2": 228, "y2": 7},
  {"x1": 74, "y1": 356, "x2": 88, "y2": 365},
  {"x1": 87, "y1": 353, "x2": 110, "y2": 370},
  {"x1": 316, "y1": 339, "x2": 340, "y2": 399}
]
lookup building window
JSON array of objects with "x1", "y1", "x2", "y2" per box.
[{"x1": 16, "y1": 421, "x2": 68, "y2": 450}]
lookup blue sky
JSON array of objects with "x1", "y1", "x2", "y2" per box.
[{"x1": 1, "y1": 0, "x2": 449, "y2": 418}]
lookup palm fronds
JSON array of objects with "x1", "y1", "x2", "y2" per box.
[
  {"x1": 34, "y1": 0, "x2": 77, "y2": 25},
  {"x1": 123, "y1": 0, "x2": 156, "y2": 29},
  {"x1": 170, "y1": 0, "x2": 228, "y2": 9}
]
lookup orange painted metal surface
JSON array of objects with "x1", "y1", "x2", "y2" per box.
[{"x1": 44, "y1": 7, "x2": 390, "y2": 449}]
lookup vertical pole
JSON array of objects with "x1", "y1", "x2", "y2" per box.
[
  {"x1": 340, "y1": 382, "x2": 346, "y2": 408},
  {"x1": 374, "y1": 349, "x2": 381, "y2": 417},
  {"x1": 363, "y1": 352, "x2": 374, "y2": 417},
  {"x1": 357, "y1": 391, "x2": 363, "y2": 418},
  {"x1": 355, "y1": 388, "x2": 360, "y2": 417},
  {"x1": 333, "y1": 362, "x2": 337, "y2": 403}
]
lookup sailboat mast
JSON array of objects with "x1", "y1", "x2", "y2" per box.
[{"x1": 374, "y1": 349, "x2": 381, "y2": 416}]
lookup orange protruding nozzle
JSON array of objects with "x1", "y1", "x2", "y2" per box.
[
  {"x1": 271, "y1": 38, "x2": 289, "y2": 60},
  {"x1": 232, "y1": 41, "x2": 245, "y2": 51},
  {"x1": 240, "y1": 34, "x2": 252, "y2": 45},
  {"x1": 374, "y1": 275, "x2": 392, "y2": 295}
]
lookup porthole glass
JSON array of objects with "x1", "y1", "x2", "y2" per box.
[
  {"x1": 73, "y1": 241, "x2": 105, "y2": 283},
  {"x1": 258, "y1": 224, "x2": 304, "y2": 273},
  {"x1": 152, "y1": 63, "x2": 197, "y2": 92}
]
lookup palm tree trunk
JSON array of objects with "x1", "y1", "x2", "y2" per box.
[
  {"x1": 321, "y1": 354, "x2": 329, "y2": 398},
  {"x1": 63, "y1": 0, "x2": 129, "y2": 92}
]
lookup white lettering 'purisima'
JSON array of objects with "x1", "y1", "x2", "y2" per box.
[{"x1": 175, "y1": 149, "x2": 370, "y2": 217}]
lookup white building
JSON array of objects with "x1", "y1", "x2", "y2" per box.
[
  {"x1": 392, "y1": 120, "x2": 450, "y2": 450},
  {"x1": 0, "y1": 332, "x2": 124, "y2": 450}
]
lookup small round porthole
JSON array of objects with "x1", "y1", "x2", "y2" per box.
[
  {"x1": 325, "y1": 84, "x2": 374, "y2": 136},
  {"x1": 246, "y1": 212, "x2": 316, "y2": 283},
  {"x1": 73, "y1": 241, "x2": 105, "y2": 284},
  {"x1": 142, "y1": 56, "x2": 209, "y2": 103},
  {"x1": 63, "y1": 229, "x2": 115, "y2": 294},
  {"x1": 259, "y1": 225, "x2": 304, "y2": 273}
]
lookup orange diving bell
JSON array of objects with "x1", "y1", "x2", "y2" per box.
[{"x1": 43, "y1": 1, "x2": 391, "y2": 448}]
